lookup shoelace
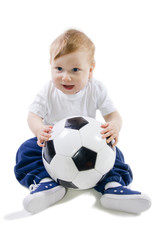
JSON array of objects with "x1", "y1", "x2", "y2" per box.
[{"x1": 29, "y1": 180, "x2": 40, "y2": 192}]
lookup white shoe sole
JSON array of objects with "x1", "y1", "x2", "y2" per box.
[
  {"x1": 100, "y1": 193, "x2": 151, "y2": 214},
  {"x1": 23, "y1": 186, "x2": 66, "y2": 213}
]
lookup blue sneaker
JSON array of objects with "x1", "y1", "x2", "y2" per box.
[
  {"x1": 100, "y1": 186, "x2": 151, "y2": 214},
  {"x1": 23, "y1": 180, "x2": 66, "y2": 213}
]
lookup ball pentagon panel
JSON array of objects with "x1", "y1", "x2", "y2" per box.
[
  {"x1": 43, "y1": 140, "x2": 56, "y2": 164},
  {"x1": 64, "y1": 116, "x2": 89, "y2": 130},
  {"x1": 57, "y1": 179, "x2": 78, "y2": 189},
  {"x1": 72, "y1": 146, "x2": 97, "y2": 171}
]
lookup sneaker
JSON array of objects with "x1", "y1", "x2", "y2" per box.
[
  {"x1": 23, "y1": 180, "x2": 66, "y2": 213},
  {"x1": 100, "y1": 186, "x2": 151, "y2": 214}
]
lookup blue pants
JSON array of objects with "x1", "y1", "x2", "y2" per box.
[{"x1": 14, "y1": 137, "x2": 133, "y2": 194}]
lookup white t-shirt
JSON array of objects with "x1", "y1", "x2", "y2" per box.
[{"x1": 28, "y1": 78, "x2": 116, "y2": 125}]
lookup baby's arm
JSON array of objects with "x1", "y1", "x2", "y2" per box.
[
  {"x1": 101, "y1": 111, "x2": 122, "y2": 147},
  {"x1": 28, "y1": 112, "x2": 53, "y2": 147}
]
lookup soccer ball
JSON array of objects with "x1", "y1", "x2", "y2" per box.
[{"x1": 42, "y1": 116, "x2": 116, "y2": 190}]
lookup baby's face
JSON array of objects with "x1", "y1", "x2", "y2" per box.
[{"x1": 51, "y1": 50, "x2": 94, "y2": 95}]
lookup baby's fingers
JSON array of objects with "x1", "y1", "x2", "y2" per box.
[
  {"x1": 101, "y1": 130, "x2": 113, "y2": 139},
  {"x1": 101, "y1": 122, "x2": 109, "y2": 128},
  {"x1": 106, "y1": 134, "x2": 116, "y2": 144},
  {"x1": 37, "y1": 139, "x2": 45, "y2": 147},
  {"x1": 44, "y1": 126, "x2": 53, "y2": 133},
  {"x1": 112, "y1": 137, "x2": 118, "y2": 147},
  {"x1": 42, "y1": 131, "x2": 51, "y2": 138}
]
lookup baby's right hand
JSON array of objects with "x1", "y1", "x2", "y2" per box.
[{"x1": 36, "y1": 125, "x2": 53, "y2": 147}]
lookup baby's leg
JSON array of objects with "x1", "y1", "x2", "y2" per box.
[
  {"x1": 14, "y1": 137, "x2": 66, "y2": 213},
  {"x1": 95, "y1": 147, "x2": 151, "y2": 214},
  {"x1": 14, "y1": 137, "x2": 50, "y2": 187},
  {"x1": 94, "y1": 147, "x2": 133, "y2": 193}
]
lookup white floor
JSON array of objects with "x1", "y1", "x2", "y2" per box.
[{"x1": 1, "y1": 170, "x2": 159, "y2": 240}]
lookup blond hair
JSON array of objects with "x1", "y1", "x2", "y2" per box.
[{"x1": 50, "y1": 29, "x2": 95, "y2": 65}]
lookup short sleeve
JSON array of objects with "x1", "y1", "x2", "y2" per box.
[
  {"x1": 94, "y1": 80, "x2": 117, "y2": 116},
  {"x1": 28, "y1": 81, "x2": 51, "y2": 119}
]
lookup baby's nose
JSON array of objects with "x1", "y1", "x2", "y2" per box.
[{"x1": 62, "y1": 72, "x2": 71, "y2": 82}]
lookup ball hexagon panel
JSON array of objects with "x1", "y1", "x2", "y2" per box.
[
  {"x1": 79, "y1": 120, "x2": 107, "y2": 152},
  {"x1": 72, "y1": 146, "x2": 97, "y2": 171},
  {"x1": 45, "y1": 154, "x2": 79, "y2": 182},
  {"x1": 49, "y1": 118, "x2": 66, "y2": 140},
  {"x1": 95, "y1": 146, "x2": 116, "y2": 175},
  {"x1": 95, "y1": 173, "x2": 108, "y2": 187},
  {"x1": 73, "y1": 169, "x2": 102, "y2": 189},
  {"x1": 64, "y1": 116, "x2": 89, "y2": 130},
  {"x1": 54, "y1": 128, "x2": 82, "y2": 157}
]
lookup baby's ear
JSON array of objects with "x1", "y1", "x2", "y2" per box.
[{"x1": 89, "y1": 64, "x2": 95, "y2": 79}]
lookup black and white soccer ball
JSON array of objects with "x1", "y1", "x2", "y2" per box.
[{"x1": 42, "y1": 116, "x2": 116, "y2": 190}]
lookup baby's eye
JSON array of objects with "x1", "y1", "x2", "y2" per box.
[
  {"x1": 72, "y1": 68, "x2": 79, "y2": 72},
  {"x1": 56, "y1": 67, "x2": 63, "y2": 71}
]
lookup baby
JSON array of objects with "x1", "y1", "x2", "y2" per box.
[{"x1": 14, "y1": 29, "x2": 151, "y2": 214}]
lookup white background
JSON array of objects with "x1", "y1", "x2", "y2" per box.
[{"x1": 0, "y1": 0, "x2": 160, "y2": 239}]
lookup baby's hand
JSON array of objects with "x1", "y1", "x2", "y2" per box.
[
  {"x1": 100, "y1": 122, "x2": 119, "y2": 147},
  {"x1": 37, "y1": 125, "x2": 53, "y2": 147}
]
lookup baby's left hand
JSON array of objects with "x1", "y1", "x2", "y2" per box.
[{"x1": 101, "y1": 122, "x2": 119, "y2": 147}]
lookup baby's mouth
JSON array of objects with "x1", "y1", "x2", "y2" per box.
[{"x1": 62, "y1": 84, "x2": 74, "y2": 90}]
